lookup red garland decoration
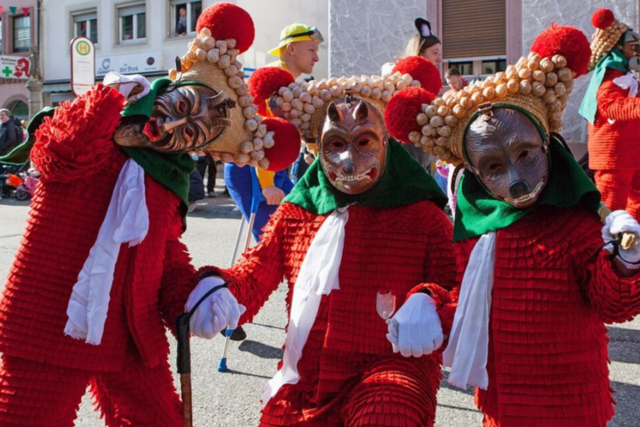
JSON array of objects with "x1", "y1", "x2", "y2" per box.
[
  {"x1": 531, "y1": 24, "x2": 591, "y2": 77},
  {"x1": 247, "y1": 67, "x2": 295, "y2": 116},
  {"x1": 384, "y1": 87, "x2": 435, "y2": 144},
  {"x1": 262, "y1": 118, "x2": 301, "y2": 171},
  {"x1": 591, "y1": 8, "x2": 615, "y2": 29},
  {"x1": 196, "y1": 3, "x2": 255, "y2": 54},
  {"x1": 393, "y1": 56, "x2": 442, "y2": 97}
]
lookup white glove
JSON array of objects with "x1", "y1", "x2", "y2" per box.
[
  {"x1": 103, "y1": 71, "x2": 151, "y2": 102},
  {"x1": 602, "y1": 210, "x2": 640, "y2": 270},
  {"x1": 386, "y1": 293, "x2": 443, "y2": 358},
  {"x1": 185, "y1": 276, "x2": 246, "y2": 339}
]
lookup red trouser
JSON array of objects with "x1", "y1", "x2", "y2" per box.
[
  {"x1": 595, "y1": 169, "x2": 640, "y2": 220},
  {"x1": 0, "y1": 354, "x2": 183, "y2": 427}
]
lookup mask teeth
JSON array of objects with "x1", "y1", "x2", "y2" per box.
[{"x1": 510, "y1": 179, "x2": 546, "y2": 204}]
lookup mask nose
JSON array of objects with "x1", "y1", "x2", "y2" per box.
[
  {"x1": 342, "y1": 161, "x2": 355, "y2": 175},
  {"x1": 509, "y1": 180, "x2": 531, "y2": 199}
]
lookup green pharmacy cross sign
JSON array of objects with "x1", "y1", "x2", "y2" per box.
[{"x1": 1, "y1": 66, "x2": 12, "y2": 78}]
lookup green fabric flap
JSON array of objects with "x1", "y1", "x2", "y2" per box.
[
  {"x1": 579, "y1": 48, "x2": 629, "y2": 124},
  {"x1": 284, "y1": 138, "x2": 446, "y2": 215},
  {"x1": 121, "y1": 78, "x2": 173, "y2": 122},
  {"x1": 0, "y1": 107, "x2": 57, "y2": 165},
  {"x1": 122, "y1": 146, "x2": 194, "y2": 213},
  {"x1": 453, "y1": 135, "x2": 600, "y2": 242}
]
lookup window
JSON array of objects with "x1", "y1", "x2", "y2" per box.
[
  {"x1": 74, "y1": 12, "x2": 98, "y2": 44},
  {"x1": 119, "y1": 4, "x2": 146, "y2": 43},
  {"x1": 172, "y1": 1, "x2": 202, "y2": 37},
  {"x1": 13, "y1": 15, "x2": 31, "y2": 53},
  {"x1": 442, "y1": 0, "x2": 506, "y2": 80},
  {"x1": 0, "y1": 18, "x2": 3, "y2": 53},
  {"x1": 8, "y1": 100, "x2": 28, "y2": 121}
]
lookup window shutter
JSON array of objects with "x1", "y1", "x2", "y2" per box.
[{"x1": 443, "y1": 0, "x2": 506, "y2": 60}]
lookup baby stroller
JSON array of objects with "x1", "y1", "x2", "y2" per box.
[
  {"x1": 0, "y1": 162, "x2": 29, "y2": 199},
  {"x1": 14, "y1": 168, "x2": 40, "y2": 201}
]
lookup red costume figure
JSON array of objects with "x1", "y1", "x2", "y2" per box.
[
  {"x1": 580, "y1": 8, "x2": 640, "y2": 219},
  {"x1": 0, "y1": 4, "x2": 299, "y2": 426},
  {"x1": 197, "y1": 61, "x2": 458, "y2": 426},
  {"x1": 393, "y1": 24, "x2": 640, "y2": 427}
]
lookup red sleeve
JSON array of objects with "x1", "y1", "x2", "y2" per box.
[
  {"x1": 159, "y1": 220, "x2": 199, "y2": 335},
  {"x1": 596, "y1": 69, "x2": 640, "y2": 122},
  {"x1": 31, "y1": 84, "x2": 125, "y2": 182},
  {"x1": 199, "y1": 204, "x2": 289, "y2": 325},
  {"x1": 406, "y1": 205, "x2": 459, "y2": 336},
  {"x1": 574, "y1": 211, "x2": 640, "y2": 323}
]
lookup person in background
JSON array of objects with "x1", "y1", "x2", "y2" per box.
[
  {"x1": 175, "y1": 7, "x2": 187, "y2": 36},
  {"x1": 195, "y1": 150, "x2": 217, "y2": 197},
  {"x1": 188, "y1": 152, "x2": 205, "y2": 212},
  {"x1": 225, "y1": 23, "x2": 323, "y2": 240},
  {"x1": 405, "y1": 18, "x2": 442, "y2": 67},
  {"x1": 444, "y1": 67, "x2": 467, "y2": 95},
  {"x1": 268, "y1": 23, "x2": 323, "y2": 184},
  {"x1": 0, "y1": 109, "x2": 18, "y2": 157}
]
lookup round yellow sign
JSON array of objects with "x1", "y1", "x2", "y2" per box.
[{"x1": 76, "y1": 40, "x2": 91, "y2": 56}]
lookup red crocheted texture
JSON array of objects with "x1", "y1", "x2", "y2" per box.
[
  {"x1": 247, "y1": 67, "x2": 295, "y2": 116},
  {"x1": 0, "y1": 167, "x2": 198, "y2": 371},
  {"x1": 262, "y1": 117, "x2": 301, "y2": 172},
  {"x1": 455, "y1": 205, "x2": 640, "y2": 427},
  {"x1": 0, "y1": 354, "x2": 183, "y2": 426},
  {"x1": 592, "y1": 8, "x2": 615, "y2": 29},
  {"x1": 31, "y1": 85, "x2": 124, "y2": 182},
  {"x1": 392, "y1": 56, "x2": 442, "y2": 96},
  {"x1": 207, "y1": 200, "x2": 457, "y2": 425},
  {"x1": 588, "y1": 69, "x2": 640, "y2": 170},
  {"x1": 385, "y1": 87, "x2": 434, "y2": 143},
  {"x1": 530, "y1": 24, "x2": 591, "y2": 77},
  {"x1": 196, "y1": 3, "x2": 255, "y2": 54}
]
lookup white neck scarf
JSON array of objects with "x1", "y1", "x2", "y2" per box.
[
  {"x1": 262, "y1": 207, "x2": 349, "y2": 405},
  {"x1": 443, "y1": 231, "x2": 496, "y2": 390},
  {"x1": 65, "y1": 159, "x2": 149, "y2": 345}
]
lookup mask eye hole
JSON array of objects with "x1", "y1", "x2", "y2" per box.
[
  {"x1": 329, "y1": 140, "x2": 345, "y2": 150},
  {"x1": 489, "y1": 162, "x2": 502, "y2": 172},
  {"x1": 358, "y1": 139, "x2": 371, "y2": 147},
  {"x1": 175, "y1": 98, "x2": 188, "y2": 115},
  {"x1": 518, "y1": 150, "x2": 529, "y2": 161}
]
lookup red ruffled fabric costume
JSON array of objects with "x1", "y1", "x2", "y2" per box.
[
  {"x1": 209, "y1": 200, "x2": 457, "y2": 427},
  {"x1": 455, "y1": 206, "x2": 640, "y2": 427},
  {"x1": 588, "y1": 68, "x2": 640, "y2": 220},
  {"x1": 0, "y1": 86, "x2": 198, "y2": 427}
]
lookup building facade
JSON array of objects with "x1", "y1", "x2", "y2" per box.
[
  {"x1": 40, "y1": 0, "x2": 328, "y2": 108},
  {"x1": 0, "y1": 0, "x2": 39, "y2": 121},
  {"x1": 329, "y1": 0, "x2": 640, "y2": 147}
]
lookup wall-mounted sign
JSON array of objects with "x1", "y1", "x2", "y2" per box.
[
  {"x1": 0, "y1": 55, "x2": 30, "y2": 80},
  {"x1": 96, "y1": 52, "x2": 163, "y2": 76},
  {"x1": 70, "y1": 37, "x2": 96, "y2": 96}
]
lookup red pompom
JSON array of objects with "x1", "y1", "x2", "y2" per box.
[
  {"x1": 531, "y1": 24, "x2": 591, "y2": 77},
  {"x1": 262, "y1": 118, "x2": 301, "y2": 171},
  {"x1": 393, "y1": 56, "x2": 442, "y2": 96},
  {"x1": 592, "y1": 8, "x2": 615, "y2": 29},
  {"x1": 247, "y1": 67, "x2": 295, "y2": 116},
  {"x1": 384, "y1": 87, "x2": 434, "y2": 144},
  {"x1": 196, "y1": 3, "x2": 255, "y2": 54}
]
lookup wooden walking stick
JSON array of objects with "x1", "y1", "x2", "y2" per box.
[
  {"x1": 598, "y1": 203, "x2": 638, "y2": 250},
  {"x1": 176, "y1": 282, "x2": 229, "y2": 427}
]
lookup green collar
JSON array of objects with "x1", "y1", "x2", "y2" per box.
[
  {"x1": 579, "y1": 48, "x2": 629, "y2": 124},
  {"x1": 122, "y1": 146, "x2": 194, "y2": 225},
  {"x1": 284, "y1": 138, "x2": 446, "y2": 215},
  {"x1": 453, "y1": 134, "x2": 600, "y2": 242}
]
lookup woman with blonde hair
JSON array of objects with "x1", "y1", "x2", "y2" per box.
[{"x1": 406, "y1": 18, "x2": 442, "y2": 66}]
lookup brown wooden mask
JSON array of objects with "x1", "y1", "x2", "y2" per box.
[
  {"x1": 114, "y1": 84, "x2": 234, "y2": 152},
  {"x1": 465, "y1": 108, "x2": 549, "y2": 209},
  {"x1": 319, "y1": 96, "x2": 388, "y2": 195}
]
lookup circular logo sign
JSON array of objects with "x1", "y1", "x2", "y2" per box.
[{"x1": 76, "y1": 40, "x2": 92, "y2": 56}]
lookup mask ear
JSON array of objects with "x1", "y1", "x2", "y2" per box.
[
  {"x1": 414, "y1": 18, "x2": 432, "y2": 38},
  {"x1": 327, "y1": 102, "x2": 344, "y2": 124}
]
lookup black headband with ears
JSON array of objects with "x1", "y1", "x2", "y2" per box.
[{"x1": 415, "y1": 18, "x2": 432, "y2": 38}]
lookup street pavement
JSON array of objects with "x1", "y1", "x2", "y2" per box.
[{"x1": 0, "y1": 187, "x2": 639, "y2": 427}]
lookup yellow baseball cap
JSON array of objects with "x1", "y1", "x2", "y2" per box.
[{"x1": 268, "y1": 23, "x2": 324, "y2": 56}]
